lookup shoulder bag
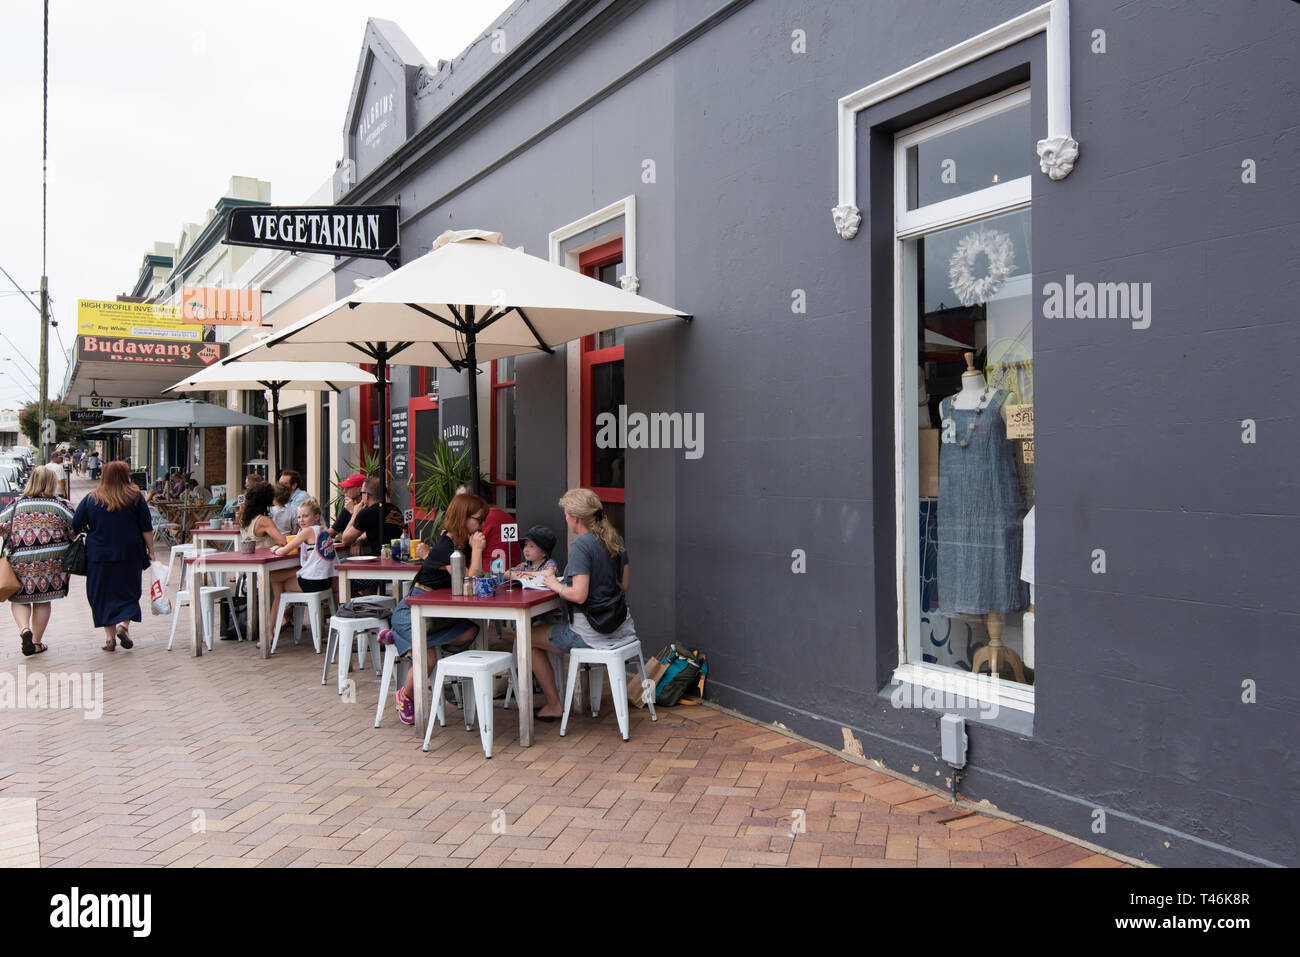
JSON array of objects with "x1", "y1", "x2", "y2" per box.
[
  {"x1": 582, "y1": 590, "x2": 628, "y2": 634},
  {"x1": 0, "y1": 500, "x2": 22, "y2": 601}
]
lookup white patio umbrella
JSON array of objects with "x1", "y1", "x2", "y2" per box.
[
  {"x1": 229, "y1": 229, "x2": 690, "y2": 500},
  {"x1": 164, "y1": 360, "x2": 374, "y2": 478}
]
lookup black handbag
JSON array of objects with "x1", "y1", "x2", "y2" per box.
[
  {"x1": 62, "y1": 533, "x2": 87, "y2": 576},
  {"x1": 581, "y1": 590, "x2": 629, "y2": 635}
]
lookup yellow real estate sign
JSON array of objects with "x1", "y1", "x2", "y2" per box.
[{"x1": 76, "y1": 299, "x2": 203, "y2": 341}]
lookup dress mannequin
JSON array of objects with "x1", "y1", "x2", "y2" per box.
[{"x1": 943, "y1": 352, "x2": 1028, "y2": 682}]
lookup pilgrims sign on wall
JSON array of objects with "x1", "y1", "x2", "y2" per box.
[{"x1": 225, "y1": 205, "x2": 400, "y2": 266}]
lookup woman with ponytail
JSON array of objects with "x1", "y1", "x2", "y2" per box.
[{"x1": 530, "y1": 488, "x2": 635, "y2": 721}]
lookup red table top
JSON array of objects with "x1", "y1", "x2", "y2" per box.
[
  {"x1": 404, "y1": 586, "x2": 561, "y2": 610},
  {"x1": 185, "y1": 547, "x2": 299, "y2": 565},
  {"x1": 335, "y1": 558, "x2": 420, "y2": 572}
]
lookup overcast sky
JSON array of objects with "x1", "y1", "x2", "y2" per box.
[{"x1": 0, "y1": 0, "x2": 516, "y2": 409}]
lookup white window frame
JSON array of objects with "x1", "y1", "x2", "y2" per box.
[
  {"x1": 893, "y1": 89, "x2": 1036, "y2": 715},
  {"x1": 547, "y1": 195, "x2": 638, "y2": 492},
  {"x1": 834, "y1": 0, "x2": 1076, "y2": 239}
]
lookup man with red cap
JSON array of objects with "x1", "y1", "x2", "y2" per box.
[{"x1": 330, "y1": 474, "x2": 366, "y2": 549}]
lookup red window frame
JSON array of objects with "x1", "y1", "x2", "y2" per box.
[
  {"x1": 579, "y1": 238, "x2": 625, "y2": 504},
  {"x1": 489, "y1": 360, "x2": 517, "y2": 502},
  {"x1": 357, "y1": 363, "x2": 379, "y2": 457}
]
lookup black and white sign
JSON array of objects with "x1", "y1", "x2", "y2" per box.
[
  {"x1": 500, "y1": 524, "x2": 518, "y2": 543},
  {"x1": 390, "y1": 408, "x2": 408, "y2": 480},
  {"x1": 440, "y1": 395, "x2": 470, "y2": 456},
  {"x1": 70, "y1": 410, "x2": 105, "y2": 424},
  {"x1": 79, "y1": 396, "x2": 152, "y2": 410},
  {"x1": 225, "y1": 205, "x2": 400, "y2": 265}
]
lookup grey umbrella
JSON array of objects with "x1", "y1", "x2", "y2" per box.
[
  {"x1": 87, "y1": 399, "x2": 273, "y2": 539},
  {"x1": 86, "y1": 398, "x2": 272, "y2": 430},
  {"x1": 86, "y1": 398, "x2": 269, "y2": 485}
]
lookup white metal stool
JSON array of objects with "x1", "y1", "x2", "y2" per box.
[
  {"x1": 422, "y1": 650, "x2": 519, "y2": 758},
  {"x1": 166, "y1": 545, "x2": 215, "y2": 586},
  {"x1": 166, "y1": 586, "x2": 242, "y2": 651},
  {"x1": 560, "y1": 640, "x2": 656, "y2": 740},
  {"x1": 322, "y1": 616, "x2": 387, "y2": 693},
  {"x1": 270, "y1": 589, "x2": 336, "y2": 655}
]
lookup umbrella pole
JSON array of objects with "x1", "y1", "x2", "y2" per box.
[
  {"x1": 376, "y1": 349, "x2": 388, "y2": 505},
  {"x1": 271, "y1": 386, "x2": 281, "y2": 481},
  {"x1": 465, "y1": 318, "x2": 482, "y2": 499}
]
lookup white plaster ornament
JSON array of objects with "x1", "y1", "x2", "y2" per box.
[{"x1": 832, "y1": 204, "x2": 862, "y2": 240}]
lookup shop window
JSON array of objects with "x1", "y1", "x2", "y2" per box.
[
  {"x1": 579, "y1": 238, "x2": 626, "y2": 520},
  {"x1": 242, "y1": 389, "x2": 268, "y2": 474},
  {"x1": 895, "y1": 87, "x2": 1036, "y2": 711},
  {"x1": 491, "y1": 357, "x2": 517, "y2": 513}
]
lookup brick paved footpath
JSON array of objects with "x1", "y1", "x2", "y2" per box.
[{"x1": 0, "y1": 473, "x2": 1129, "y2": 868}]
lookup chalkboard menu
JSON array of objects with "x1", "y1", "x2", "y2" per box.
[
  {"x1": 390, "y1": 409, "x2": 409, "y2": 480},
  {"x1": 411, "y1": 403, "x2": 439, "y2": 480}
]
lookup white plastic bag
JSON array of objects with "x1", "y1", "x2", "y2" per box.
[{"x1": 149, "y1": 562, "x2": 172, "y2": 616}]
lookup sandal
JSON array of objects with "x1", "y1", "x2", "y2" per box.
[
  {"x1": 102, "y1": 636, "x2": 116, "y2": 652},
  {"x1": 20, "y1": 629, "x2": 35, "y2": 656},
  {"x1": 116, "y1": 624, "x2": 134, "y2": 650}
]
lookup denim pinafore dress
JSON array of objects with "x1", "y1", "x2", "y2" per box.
[{"x1": 936, "y1": 389, "x2": 1029, "y2": 615}]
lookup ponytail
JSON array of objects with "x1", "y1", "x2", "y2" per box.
[{"x1": 558, "y1": 489, "x2": 624, "y2": 557}]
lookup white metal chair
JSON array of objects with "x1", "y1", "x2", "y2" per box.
[
  {"x1": 167, "y1": 586, "x2": 242, "y2": 651},
  {"x1": 422, "y1": 650, "x2": 519, "y2": 758},
  {"x1": 270, "y1": 589, "x2": 336, "y2": 655},
  {"x1": 322, "y1": 616, "x2": 387, "y2": 693},
  {"x1": 560, "y1": 640, "x2": 656, "y2": 740}
]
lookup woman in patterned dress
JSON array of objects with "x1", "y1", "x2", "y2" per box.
[{"x1": 0, "y1": 465, "x2": 74, "y2": 656}]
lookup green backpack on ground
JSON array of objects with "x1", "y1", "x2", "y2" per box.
[{"x1": 654, "y1": 644, "x2": 708, "y2": 706}]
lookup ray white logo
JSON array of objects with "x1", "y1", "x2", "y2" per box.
[
  {"x1": 1042, "y1": 274, "x2": 1152, "y2": 329},
  {"x1": 595, "y1": 405, "x2": 703, "y2": 460},
  {"x1": 0, "y1": 667, "x2": 102, "y2": 719},
  {"x1": 50, "y1": 887, "x2": 151, "y2": 937}
]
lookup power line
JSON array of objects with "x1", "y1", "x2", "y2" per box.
[
  {"x1": 0, "y1": 331, "x2": 41, "y2": 375},
  {"x1": 0, "y1": 263, "x2": 41, "y2": 315}
]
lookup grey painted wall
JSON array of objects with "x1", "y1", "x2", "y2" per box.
[{"x1": 334, "y1": 0, "x2": 1300, "y2": 866}]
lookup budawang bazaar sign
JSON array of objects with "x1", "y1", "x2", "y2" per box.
[{"x1": 225, "y1": 205, "x2": 400, "y2": 266}]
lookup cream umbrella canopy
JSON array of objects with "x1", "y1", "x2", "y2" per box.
[
  {"x1": 164, "y1": 361, "x2": 374, "y2": 479},
  {"x1": 232, "y1": 229, "x2": 690, "y2": 499}
]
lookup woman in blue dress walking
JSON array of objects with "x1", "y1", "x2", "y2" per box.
[{"x1": 71, "y1": 461, "x2": 158, "y2": 652}]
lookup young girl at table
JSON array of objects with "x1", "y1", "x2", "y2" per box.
[
  {"x1": 270, "y1": 497, "x2": 337, "y2": 630},
  {"x1": 379, "y1": 493, "x2": 487, "y2": 725},
  {"x1": 504, "y1": 525, "x2": 559, "y2": 580}
]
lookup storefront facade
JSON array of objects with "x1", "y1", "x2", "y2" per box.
[{"x1": 327, "y1": 1, "x2": 1297, "y2": 866}]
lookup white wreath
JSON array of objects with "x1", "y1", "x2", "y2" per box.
[{"x1": 948, "y1": 227, "x2": 1016, "y2": 306}]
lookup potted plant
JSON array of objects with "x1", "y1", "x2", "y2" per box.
[{"x1": 409, "y1": 440, "x2": 473, "y2": 537}]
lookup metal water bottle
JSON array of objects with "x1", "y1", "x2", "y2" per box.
[{"x1": 450, "y1": 548, "x2": 464, "y2": 589}]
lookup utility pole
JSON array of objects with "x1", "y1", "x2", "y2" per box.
[
  {"x1": 39, "y1": 276, "x2": 49, "y2": 462},
  {"x1": 38, "y1": 0, "x2": 49, "y2": 463}
]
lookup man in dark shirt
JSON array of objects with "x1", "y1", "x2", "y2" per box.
[{"x1": 338, "y1": 476, "x2": 404, "y2": 558}]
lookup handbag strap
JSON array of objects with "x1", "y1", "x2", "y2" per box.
[{"x1": 2, "y1": 496, "x2": 20, "y2": 558}]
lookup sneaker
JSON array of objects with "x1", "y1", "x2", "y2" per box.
[{"x1": 395, "y1": 687, "x2": 415, "y2": 725}]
